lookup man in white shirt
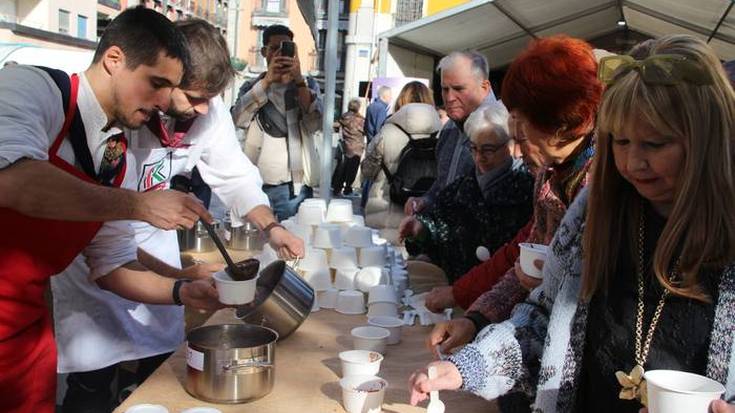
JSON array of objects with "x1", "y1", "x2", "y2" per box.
[
  {"x1": 232, "y1": 24, "x2": 322, "y2": 220},
  {"x1": 0, "y1": 8, "x2": 223, "y2": 412},
  {"x1": 53, "y1": 19, "x2": 304, "y2": 412}
]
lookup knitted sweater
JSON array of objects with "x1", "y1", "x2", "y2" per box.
[
  {"x1": 405, "y1": 158, "x2": 534, "y2": 282},
  {"x1": 449, "y1": 188, "x2": 735, "y2": 412}
]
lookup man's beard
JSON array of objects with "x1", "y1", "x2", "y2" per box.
[
  {"x1": 112, "y1": 88, "x2": 146, "y2": 129},
  {"x1": 167, "y1": 106, "x2": 196, "y2": 121}
]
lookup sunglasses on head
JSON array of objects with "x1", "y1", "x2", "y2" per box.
[{"x1": 598, "y1": 54, "x2": 714, "y2": 86}]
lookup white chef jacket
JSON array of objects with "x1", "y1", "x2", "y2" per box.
[
  {"x1": 52, "y1": 92, "x2": 270, "y2": 373},
  {"x1": 0, "y1": 65, "x2": 138, "y2": 281}
]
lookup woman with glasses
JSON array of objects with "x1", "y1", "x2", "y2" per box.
[
  {"x1": 398, "y1": 103, "x2": 535, "y2": 282},
  {"x1": 423, "y1": 35, "x2": 599, "y2": 349},
  {"x1": 411, "y1": 34, "x2": 735, "y2": 413}
]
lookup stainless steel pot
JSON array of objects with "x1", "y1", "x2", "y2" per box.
[
  {"x1": 177, "y1": 220, "x2": 220, "y2": 253},
  {"x1": 185, "y1": 324, "x2": 278, "y2": 404},
  {"x1": 235, "y1": 260, "x2": 314, "y2": 339},
  {"x1": 224, "y1": 218, "x2": 265, "y2": 251}
]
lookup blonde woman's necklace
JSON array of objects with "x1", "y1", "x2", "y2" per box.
[{"x1": 615, "y1": 209, "x2": 679, "y2": 406}]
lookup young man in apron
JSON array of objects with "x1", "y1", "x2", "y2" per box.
[
  {"x1": 0, "y1": 8, "x2": 222, "y2": 413},
  {"x1": 52, "y1": 19, "x2": 305, "y2": 412}
]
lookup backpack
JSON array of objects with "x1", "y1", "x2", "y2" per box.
[{"x1": 381, "y1": 123, "x2": 438, "y2": 207}]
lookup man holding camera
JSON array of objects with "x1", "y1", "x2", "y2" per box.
[{"x1": 232, "y1": 24, "x2": 322, "y2": 220}]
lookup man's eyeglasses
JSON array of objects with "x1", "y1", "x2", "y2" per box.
[
  {"x1": 597, "y1": 54, "x2": 713, "y2": 86},
  {"x1": 469, "y1": 143, "x2": 505, "y2": 155}
]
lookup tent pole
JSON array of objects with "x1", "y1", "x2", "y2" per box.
[
  {"x1": 318, "y1": 0, "x2": 340, "y2": 202},
  {"x1": 708, "y1": 1, "x2": 734, "y2": 43}
]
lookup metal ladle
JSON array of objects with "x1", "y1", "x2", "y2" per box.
[
  {"x1": 200, "y1": 220, "x2": 248, "y2": 281},
  {"x1": 171, "y1": 176, "x2": 249, "y2": 281}
]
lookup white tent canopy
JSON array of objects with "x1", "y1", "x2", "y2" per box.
[{"x1": 379, "y1": 0, "x2": 735, "y2": 70}]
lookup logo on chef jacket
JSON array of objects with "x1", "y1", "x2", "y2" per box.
[{"x1": 138, "y1": 152, "x2": 173, "y2": 192}]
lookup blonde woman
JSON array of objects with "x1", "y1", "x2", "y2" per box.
[
  {"x1": 410, "y1": 34, "x2": 735, "y2": 413},
  {"x1": 360, "y1": 81, "x2": 439, "y2": 243}
]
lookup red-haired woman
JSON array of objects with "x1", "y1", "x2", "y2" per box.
[{"x1": 421, "y1": 35, "x2": 602, "y2": 365}]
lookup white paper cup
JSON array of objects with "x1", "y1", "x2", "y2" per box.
[
  {"x1": 300, "y1": 248, "x2": 329, "y2": 271},
  {"x1": 390, "y1": 265, "x2": 408, "y2": 278},
  {"x1": 213, "y1": 271, "x2": 257, "y2": 305},
  {"x1": 330, "y1": 246, "x2": 358, "y2": 269},
  {"x1": 335, "y1": 267, "x2": 359, "y2": 290},
  {"x1": 367, "y1": 316, "x2": 403, "y2": 345},
  {"x1": 336, "y1": 290, "x2": 366, "y2": 315},
  {"x1": 257, "y1": 244, "x2": 279, "y2": 268},
  {"x1": 298, "y1": 204, "x2": 324, "y2": 226},
  {"x1": 645, "y1": 370, "x2": 726, "y2": 413},
  {"x1": 392, "y1": 275, "x2": 409, "y2": 296},
  {"x1": 359, "y1": 246, "x2": 387, "y2": 267},
  {"x1": 339, "y1": 350, "x2": 383, "y2": 378},
  {"x1": 302, "y1": 198, "x2": 327, "y2": 211},
  {"x1": 426, "y1": 309, "x2": 449, "y2": 324},
  {"x1": 340, "y1": 221, "x2": 357, "y2": 239},
  {"x1": 367, "y1": 301, "x2": 399, "y2": 318},
  {"x1": 286, "y1": 223, "x2": 314, "y2": 245},
  {"x1": 368, "y1": 285, "x2": 398, "y2": 304},
  {"x1": 303, "y1": 267, "x2": 332, "y2": 291},
  {"x1": 352, "y1": 215, "x2": 365, "y2": 226},
  {"x1": 519, "y1": 243, "x2": 548, "y2": 278},
  {"x1": 317, "y1": 287, "x2": 339, "y2": 309},
  {"x1": 355, "y1": 267, "x2": 385, "y2": 293},
  {"x1": 125, "y1": 404, "x2": 170, "y2": 413},
  {"x1": 339, "y1": 375, "x2": 388, "y2": 413},
  {"x1": 326, "y1": 200, "x2": 354, "y2": 223},
  {"x1": 344, "y1": 226, "x2": 374, "y2": 248},
  {"x1": 313, "y1": 224, "x2": 342, "y2": 249},
  {"x1": 351, "y1": 326, "x2": 390, "y2": 354}
]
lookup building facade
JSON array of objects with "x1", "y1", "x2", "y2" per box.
[
  {"x1": 341, "y1": 0, "x2": 458, "y2": 111},
  {"x1": 0, "y1": 0, "x2": 104, "y2": 51},
  {"x1": 0, "y1": 0, "x2": 228, "y2": 53}
]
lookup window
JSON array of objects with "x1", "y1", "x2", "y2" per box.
[
  {"x1": 317, "y1": 0, "x2": 349, "y2": 16},
  {"x1": 395, "y1": 0, "x2": 423, "y2": 27},
  {"x1": 58, "y1": 9, "x2": 70, "y2": 34},
  {"x1": 316, "y1": 30, "x2": 347, "y2": 73},
  {"x1": 263, "y1": 0, "x2": 282, "y2": 13},
  {"x1": 77, "y1": 15, "x2": 87, "y2": 39},
  {"x1": 255, "y1": 28, "x2": 267, "y2": 69}
]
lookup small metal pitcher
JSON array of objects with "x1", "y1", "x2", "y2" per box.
[{"x1": 236, "y1": 260, "x2": 314, "y2": 339}]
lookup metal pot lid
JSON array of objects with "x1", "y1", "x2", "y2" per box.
[{"x1": 186, "y1": 324, "x2": 278, "y2": 350}]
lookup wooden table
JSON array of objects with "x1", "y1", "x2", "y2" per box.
[{"x1": 115, "y1": 252, "x2": 498, "y2": 413}]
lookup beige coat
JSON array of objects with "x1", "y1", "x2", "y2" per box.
[{"x1": 360, "y1": 103, "x2": 441, "y2": 242}]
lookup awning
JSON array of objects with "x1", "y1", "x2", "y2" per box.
[{"x1": 380, "y1": 0, "x2": 735, "y2": 68}]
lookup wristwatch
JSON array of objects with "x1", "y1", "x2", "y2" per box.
[
  {"x1": 172, "y1": 279, "x2": 192, "y2": 306},
  {"x1": 263, "y1": 222, "x2": 286, "y2": 238}
]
